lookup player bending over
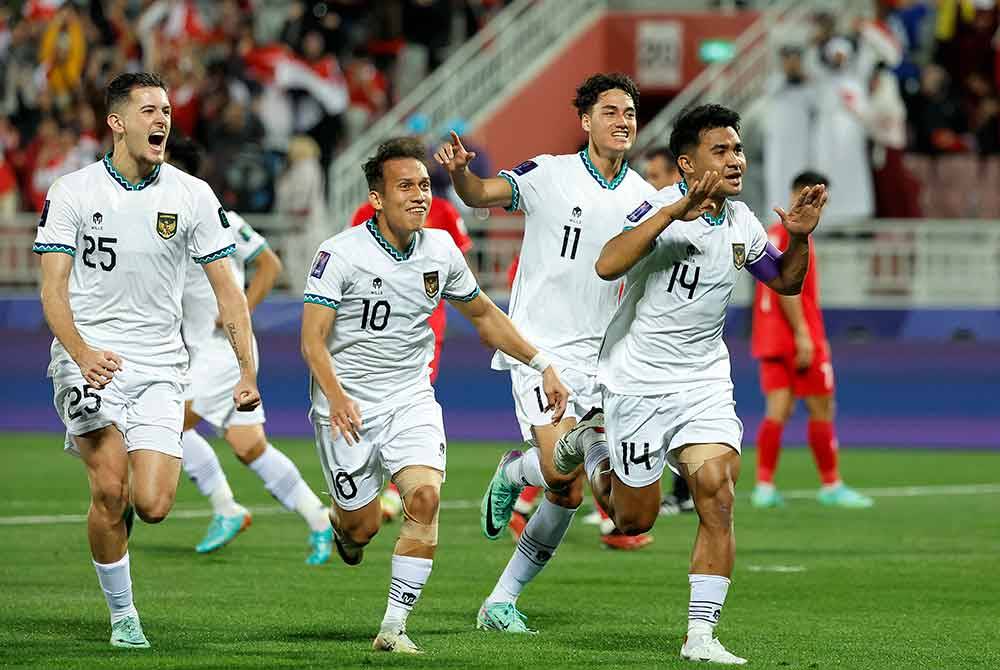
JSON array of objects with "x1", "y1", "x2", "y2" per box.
[
  {"x1": 34, "y1": 72, "x2": 260, "y2": 649},
  {"x1": 557, "y1": 104, "x2": 828, "y2": 664},
  {"x1": 300, "y1": 137, "x2": 568, "y2": 654}
]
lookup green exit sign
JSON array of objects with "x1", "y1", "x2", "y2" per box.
[{"x1": 699, "y1": 39, "x2": 735, "y2": 64}]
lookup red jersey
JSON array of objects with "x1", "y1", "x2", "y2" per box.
[
  {"x1": 751, "y1": 223, "x2": 827, "y2": 359},
  {"x1": 349, "y1": 199, "x2": 473, "y2": 253}
]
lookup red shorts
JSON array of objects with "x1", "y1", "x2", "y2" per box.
[
  {"x1": 428, "y1": 302, "x2": 446, "y2": 383},
  {"x1": 759, "y1": 354, "x2": 835, "y2": 397}
]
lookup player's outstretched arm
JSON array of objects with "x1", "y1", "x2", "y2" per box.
[
  {"x1": 433, "y1": 131, "x2": 513, "y2": 209},
  {"x1": 300, "y1": 303, "x2": 362, "y2": 444},
  {"x1": 244, "y1": 247, "x2": 283, "y2": 313},
  {"x1": 596, "y1": 171, "x2": 724, "y2": 280},
  {"x1": 765, "y1": 184, "x2": 828, "y2": 296},
  {"x1": 39, "y1": 253, "x2": 122, "y2": 389},
  {"x1": 203, "y1": 259, "x2": 261, "y2": 411},
  {"x1": 450, "y1": 291, "x2": 568, "y2": 423}
]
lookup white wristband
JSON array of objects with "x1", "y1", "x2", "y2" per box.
[{"x1": 528, "y1": 352, "x2": 551, "y2": 373}]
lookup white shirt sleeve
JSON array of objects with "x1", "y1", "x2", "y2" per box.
[
  {"x1": 441, "y1": 239, "x2": 481, "y2": 303},
  {"x1": 497, "y1": 154, "x2": 551, "y2": 216},
  {"x1": 303, "y1": 243, "x2": 347, "y2": 310},
  {"x1": 741, "y1": 204, "x2": 770, "y2": 263},
  {"x1": 228, "y1": 212, "x2": 269, "y2": 265},
  {"x1": 189, "y1": 181, "x2": 237, "y2": 265},
  {"x1": 32, "y1": 178, "x2": 80, "y2": 256}
]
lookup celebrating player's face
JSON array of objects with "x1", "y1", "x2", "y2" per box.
[
  {"x1": 116, "y1": 86, "x2": 171, "y2": 167},
  {"x1": 583, "y1": 89, "x2": 636, "y2": 156},
  {"x1": 687, "y1": 126, "x2": 746, "y2": 197},
  {"x1": 375, "y1": 158, "x2": 431, "y2": 234}
]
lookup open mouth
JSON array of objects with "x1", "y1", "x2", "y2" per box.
[
  {"x1": 611, "y1": 131, "x2": 630, "y2": 140},
  {"x1": 148, "y1": 131, "x2": 166, "y2": 149},
  {"x1": 407, "y1": 206, "x2": 427, "y2": 215}
]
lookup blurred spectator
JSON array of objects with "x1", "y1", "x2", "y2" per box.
[
  {"x1": 276, "y1": 135, "x2": 327, "y2": 293},
  {"x1": 343, "y1": 46, "x2": 389, "y2": 141},
  {"x1": 37, "y1": 5, "x2": 87, "y2": 112},
  {"x1": 642, "y1": 146, "x2": 680, "y2": 190},
  {"x1": 764, "y1": 45, "x2": 814, "y2": 211},
  {"x1": 910, "y1": 64, "x2": 969, "y2": 153},
  {"x1": 0, "y1": 116, "x2": 19, "y2": 216}
]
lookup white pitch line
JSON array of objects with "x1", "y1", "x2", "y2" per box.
[{"x1": 0, "y1": 483, "x2": 997, "y2": 526}]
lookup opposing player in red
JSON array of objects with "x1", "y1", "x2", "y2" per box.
[{"x1": 750, "y1": 171, "x2": 874, "y2": 509}]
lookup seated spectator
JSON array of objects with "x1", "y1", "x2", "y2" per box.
[{"x1": 909, "y1": 64, "x2": 969, "y2": 153}]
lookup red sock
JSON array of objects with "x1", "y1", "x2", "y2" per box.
[
  {"x1": 388, "y1": 483, "x2": 399, "y2": 494},
  {"x1": 756, "y1": 418, "x2": 784, "y2": 484},
  {"x1": 518, "y1": 486, "x2": 541, "y2": 503},
  {"x1": 808, "y1": 419, "x2": 840, "y2": 485},
  {"x1": 596, "y1": 502, "x2": 609, "y2": 520}
]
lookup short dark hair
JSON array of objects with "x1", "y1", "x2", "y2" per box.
[
  {"x1": 646, "y1": 146, "x2": 676, "y2": 165},
  {"x1": 166, "y1": 133, "x2": 202, "y2": 176},
  {"x1": 105, "y1": 72, "x2": 168, "y2": 112},
  {"x1": 792, "y1": 170, "x2": 829, "y2": 191},
  {"x1": 668, "y1": 104, "x2": 741, "y2": 160},
  {"x1": 362, "y1": 137, "x2": 428, "y2": 192},
  {"x1": 573, "y1": 73, "x2": 640, "y2": 118}
]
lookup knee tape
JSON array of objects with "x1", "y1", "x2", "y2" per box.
[
  {"x1": 677, "y1": 443, "x2": 737, "y2": 476},
  {"x1": 393, "y1": 467, "x2": 443, "y2": 552}
]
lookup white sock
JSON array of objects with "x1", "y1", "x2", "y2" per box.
[
  {"x1": 584, "y1": 438, "x2": 610, "y2": 484},
  {"x1": 93, "y1": 552, "x2": 138, "y2": 624},
  {"x1": 248, "y1": 444, "x2": 305, "y2": 510},
  {"x1": 182, "y1": 430, "x2": 243, "y2": 516},
  {"x1": 292, "y1": 480, "x2": 332, "y2": 532},
  {"x1": 488, "y1": 498, "x2": 577, "y2": 604},
  {"x1": 688, "y1": 574, "x2": 731, "y2": 639},
  {"x1": 382, "y1": 555, "x2": 433, "y2": 632},
  {"x1": 502, "y1": 446, "x2": 546, "y2": 489}
]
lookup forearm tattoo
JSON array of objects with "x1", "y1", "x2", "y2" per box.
[{"x1": 225, "y1": 322, "x2": 250, "y2": 370}]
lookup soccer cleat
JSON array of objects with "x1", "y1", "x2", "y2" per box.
[
  {"x1": 476, "y1": 601, "x2": 537, "y2": 634},
  {"x1": 553, "y1": 407, "x2": 604, "y2": 475},
  {"x1": 750, "y1": 484, "x2": 785, "y2": 509},
  {"x1": 508, "y1": 511, "x2": 528, "y2": 543},
  {"x1": 372, "y1": 628, "x2": 423, "y2": 654},
  {"x1": 332, "y1": 526, "x2": 364, "y2": 566},
  {"x1": 195, "y1": 509, "x2": 252, "y2": 553},
  {"x1": 110, "y1": 615, "x2": 150, "y2": 649},
  {"x1": 680, "y1": 634, "x2": 747, "y2": 665},
  {"x1": 122, "y1": 504, "x2": 135, "y2": 539},
  {"x1": 817, "y1": 483, "x2": 874, "y2": 508},
  {"x1": 660, "y1": 494, "x2": 696, "y2": 516},
  {"x1": 380, "y1": 485, "x2": 403, "y2": 523},
  {"x1": 581, "y1": 509, "x2": 603, "y2": 526},
  {"x1": 480, "y1": 450, "x2": 524, "y2": 540},
  {"x1": 305, "y1": 528, "x2": 333, "y2": 565},
  {"x1": 601, "y1": 529, "x2": 653, "y2": 551}
]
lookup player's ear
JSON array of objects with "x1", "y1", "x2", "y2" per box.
[
  {"x1": 676, "y1": 154, "x2": 695, "y2": 179},
  {"x1": 368, "y1": 189, "x2": 382, "y2": 212},
  {"x1": 106, "y1": 111, "x2": 124, "y2": 136},
  {"x1": 581, "y1": 112, "x2": 591, "y2": 134}
]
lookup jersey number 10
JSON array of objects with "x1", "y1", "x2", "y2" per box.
[{"x1": 360, "y1": 299, "x2": 391, "y2": 331}]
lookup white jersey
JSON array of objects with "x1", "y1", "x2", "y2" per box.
[
  {"x1": 182, "y1": 212, "x2": 268, "y2": 353},
  {"x1": 598, "y1": 182, "x2": 769, "y2": 396},
  {"x1": 492, "y1": 151, "x2": 655, "y2": 373},
  {"x1": 33, "y1": 155, "x2": 236, "y2": 376},
  {"x1": 304, "y1": 217, "x2": 480, "y2": 418}
]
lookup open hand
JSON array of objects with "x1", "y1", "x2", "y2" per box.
[
  {"x1": 433, "y1": 131, "x2": 477, "y2": 174},
  {"x1": 775, "y1": 184, "x2": 828, "y2": 238},
  {"x1": 666, "y1": 171, "x2": 725, "y2": 222}
]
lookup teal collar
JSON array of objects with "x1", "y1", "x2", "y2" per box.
[
  {"x1": 103, "y1": 152, "x2": 161, "y2": 191},
  {"x1": 366, "y1": 217, "x2": 415, "y2": 261},
  {"x1": 679, "y1": 178, "x2": 727, "y2": 226},
  {"x1": 579, "y1": 150, "x2": 628, "y2": 190}
]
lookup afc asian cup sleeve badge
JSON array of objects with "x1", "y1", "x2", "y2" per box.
[
  {"x1": 156, "y1": 212, "x2": 178, "y2": 240},
  {"x1": 732, "y1": 243, "x2": 746, "y2": 270},
  {"x1": 423, "y1": 271, "x2": 440, "y2": 299}
]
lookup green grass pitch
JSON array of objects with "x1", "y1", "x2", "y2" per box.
[{"x1": 1, "y1": 433, "x2": 998, "y2": 669}]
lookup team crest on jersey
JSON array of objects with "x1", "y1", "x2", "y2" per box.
[
  {"x1": 732, "y1": 243, "x2": 746, "y2": 270},
  {"x1": 423, "y1": 271, "x2": 439, "y2": 299},
  {"x1": 511, "y1": 160, "x2": 538, "y2": 176},
  {"x1": 156, "y1": 212, "x2": 178, "y2": 239},
  {"x1": 626, "y1": 201, "x2": 652, "y2": 223}
]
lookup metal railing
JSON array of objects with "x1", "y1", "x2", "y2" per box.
[{"x1": 327, "y1": 0, "x2": 606, "y2": 229}]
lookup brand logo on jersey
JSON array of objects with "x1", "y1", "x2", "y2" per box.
[
  {"x1": 310, "y1": 250, "x2": 330, "y2": 278},
  {"x1": 92, "y1": 212, "x2": 103, "y2": 227},
  {"x1": 156, "y1": 212, "x2": 178, "y2": 239},
  {"x1": 686, "y1": 244, "x2": 699, "y2": 258},
  {"x1": 511, "y1": 160, "x2": 538, "y2": 176},
  {"x1": 218, "y1": 207, "x2": 230, "y2": 229},
  {"x1": 732, "y1": 243, "x2": 746, "y2": 270},
  {"x1": 626, "y1": 201, "x2": 652, "y2": 223},
  {"x1": 372, "y1": 277, "x2": 383, "y2": 294},
  {"x1": 571, "y1": 206, "x2": 583, "y2": 219},
  {"x1": 38, "y1": 200, "x2": 50, "y2": 228},
  {"x1": 423, "y1": 271, "x2": 439, "y2": 299}
]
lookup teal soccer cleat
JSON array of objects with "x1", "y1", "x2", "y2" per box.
[
  {"x1": 750, "y1": 484, "x2": 785, "y2": 509},
  {"x1": 818, "y1": 483, "x2": 874, "y2": 508},
  {"x1": 306, "y1": 528, "x2": 333, "y2": 565},
  {"x1": 110, "y1": 615, "x2": 150, "y2": 649},
  {"x1": 476, "y1": 601, "x2": 537, "y2": 634},
  {"x1": 481, "y1": 450, "x2": 524, "y2": 540},
  {"x1": 195, "y1": 509, "x2": 252, "y2": 554}
]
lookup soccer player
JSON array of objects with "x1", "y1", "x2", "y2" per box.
[
  {"x1": 34, "y1": 72, "x2": 260, "y2": 648},
  {"x1": 750, "y1": 171, "x2": 874, "y2": 509},
  {"x1": 557, "y1": 104, "x2": 829, "y2": 664},
  {"x1": 165, "y1": 136, "x2": 334, "y2": 562},
  {"x1": 434, "y1": 72, "x2": 657, "y2": 631},
  {"x1": 300, "y1": 137, "x2": 569, "y2": 654}
]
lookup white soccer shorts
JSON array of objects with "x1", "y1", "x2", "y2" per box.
[
  {"x1": 603, "y1": 381, "x2": 743, "y2": 488},
  {"x1": 187, "y1": 336, "x2": 265, "y2": 431},
  {"x1": 49, "y1": 356, "x2": 185, "y2": 458},
  {"x1": 510, "y1": 364, "x2": 601, "y2": 440},
  {"x1": 312, "y1": 388, "x2": 446, "y2": 511}
]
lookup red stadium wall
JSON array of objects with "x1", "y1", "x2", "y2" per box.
[{"x1": 473, "y1": 11, "x2": 757, "y2": 174}]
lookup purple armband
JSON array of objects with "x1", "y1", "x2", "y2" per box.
[{"x1": 748, "y1": 241, "x2": 782, "y2": 283}]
